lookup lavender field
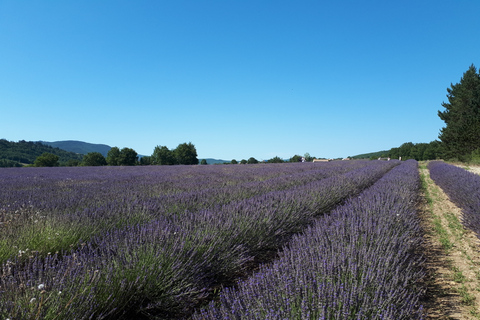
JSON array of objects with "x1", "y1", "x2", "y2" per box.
[
  {"x1": 0, "y1": 160, "x2": 428, "y2": 319},
  {"x1": 428, "y1": 161, "x2": 480, "y2": 238}
]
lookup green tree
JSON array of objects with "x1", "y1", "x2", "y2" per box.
[
  {"x1": 290, "y1": 155, "x2": 303, "y2": 162},
  {"x1": 34, "y1": 153, "x2": 59, "y2": 167},
  {"x1": 398, "y1": 142, "x2": 414, "y2": 160},
  {"x1": 231, "y1": 159, "x2": 238, "y2": 164},
  {"x1": 438, "y1": 64, "x2": 480, "y2": 160},
  {"x1": 106, "y1": 147, "x2": 121, "y2": 166},
  {"x1": 66, "y1": 159, "x2": 81, "y2": 167},
  {"x1": 304, "y1": 153, "x2": 314, "y2": 162},
  {"x1": 118, "y1": 148, "x2": 138, "y2": 166},
  {"x1": 200, "y1": 159, "x2": 208, "y2": 165},
  {"x1": 247, "y1": 157, "x2": 259, "y2": 164},
  {"x1": 152, "y1": 145, "x2": 176, "y2": 165},
  {"x1": 388, "y1": 147, "x2": 400, "y2": 160},
  {"x1": 139, "y1": 156, "x2": 152, "y2": 165},
  {"x1": 412, "y1": 143, "x2": 429, "y2": 161},
  {"x1": 267, "y1": 156, "x2": 284, "y2": 163},
  {"x1": 82, "y1": 152, "x2": 107, "y2": 166},
  {"x1": 240, "y1": 159, "x2": 247, "y2": 164},
  {"x1": 0, "y1": 159, "x2": 22, "y2": 167},
  {"x1": 174, "y1": 142, "x2": 199, "y2": 165},
  {"x1": 424, "y1": 140, "x2": 442, "y2": 160}
]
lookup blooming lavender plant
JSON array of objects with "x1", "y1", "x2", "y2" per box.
[
  {"x1": 0, "y1": 160, "x2": 399, "y2": 319},
  {"x1": 428, "y1": 161, "x2": 480, "y2": 238},
  {"x1": 194, "y1": 160, "x2": 425, "y2": 319},
  {"x1": 0, "y1": 161, "x2": 372, "y2": 265}
]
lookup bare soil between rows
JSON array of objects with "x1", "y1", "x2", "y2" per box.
[{"x1": 419, "y1": 165, "x2": 480, "y2": 319}]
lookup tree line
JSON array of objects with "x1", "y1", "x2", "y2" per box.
[
  {"x1": 215, "y1": 153, "x2": 317, "y2": 165},
  {"x1": 374, "y1": 140, "x2": 443, "y2": 161},
  {"x1": 57, "y1": 142, "x2": 200, "y2": 167},
  {"x1": 0, "y1": 139, "x2": 319, "y2": 168}
]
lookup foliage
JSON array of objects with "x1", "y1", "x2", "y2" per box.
[
  {"x1": 468, "y1": 148, "x2": 480, "y2": 164},
  {"x1": 152, "y1": 145, "x2": 176, "y2": 165},
  {"x1": 304, "y1": 152, "x2": 314, "y2": 162},
  {"x1": 386, "y1": 141, "x2": 443, "y2": 161},
  {"x1": 0, "y1": 139, "x2": 83, "y2": 165},
  {"x1": 231, "y1": 159, "x2": 238, "y2": 164},
  {"x1": 200, "y1": 159, "x2": 208, "y2": 165},
  {"x1": 105, "y1": 147, "x2": 138, "y2": 166},
  {"x1": 139, "y1": 156, "x2": 152, "y2": 165},
  {"x1": 247, "y1": 157, "x2": 258, "y2": 164},
  {"x1": 152, "y1": 142, "x2": 198, "y2": 165},
  {"x1": 118, "y1": 148, "x2": 138, "y2": 166},
  {"x1": 0, "y1": 159, "x2": 22, "y2": 167},
  {"x1": 174, "y1": 142, "x2": 198, "y2": 165},
  {"x1": 82, "y1": 152, "x2": 107, "y2": 166},
  {"x1": 289, "y1": 155, "x2": 303, "y2": 162},
  {"x1": 267, "y1": 156, "x2": 284, "y2": 163},
  {"x1": 106, "y1": 146, "x2": 121, "y2": 165},
  {"x1": 34, "y1": 153, "x2": 59, "y2": 167},
  {"x1": 438, "y1": 64, "x2": 480, "y2": 160},
  {"x1": 351, "y1": 150, "x2": 388, "y2": 160},
  {"x1": 65, "y1": 159, "x2": 81, "y2": 167}
]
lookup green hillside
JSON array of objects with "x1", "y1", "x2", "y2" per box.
[
  {"x1": 0, "y1": 139, "x2": 83, "y2": 167},
  {"x1": 39, "y1": 140, "x2": 112, "y2": 157},
  {"x1": 351, "y1": 150, "x2": 389, "y2": 159}
]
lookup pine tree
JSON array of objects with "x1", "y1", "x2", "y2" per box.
[{"x1": 438, "y1": 64, "x2": 480, "y2": 160}]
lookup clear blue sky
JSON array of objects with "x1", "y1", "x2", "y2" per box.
[{"x1": 1, "y1": 1, "x2": 479, "y2": 160}]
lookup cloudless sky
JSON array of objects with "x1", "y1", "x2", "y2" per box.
[{"x1": 1, "y1": 1, "x2": 479, "y2": 160}]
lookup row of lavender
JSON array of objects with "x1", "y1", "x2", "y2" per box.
[
  {"x1": 428, "y1": 161, "x2": 480, "y2": 239},
  {"x1": 0, "y1": 161, "x2": 398, "y2": 319},
  {"x1": 0, "y1": 161, "x2": 369, "y2": 264},
  {"x1": 195, "y1": 160, "x2": 425, "y2": 319}
]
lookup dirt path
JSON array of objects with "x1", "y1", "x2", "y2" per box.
[
  {"x1": 419, "y1": 165, "x2": 480, "y2": 319},
  {"x1": 456, "y1": 164, "x2": 480, "y2": 176}
]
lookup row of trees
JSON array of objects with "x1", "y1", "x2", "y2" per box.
[
  {"x1": 202, "y1": 153, "x2": 317, "y2": 165},
  {"x1": 30, "y1": 148, "x2": 141, "y2": 167},
  {"x1": 29, "y1": 145, "x2": 318, "y2": 167},
  {"x1": 77, "y1": 143, "x2": 199, "y2": 167},
  {"x1": 382, "y1": 141, "x2": 443, "y2": 161},
  {"x1": 148, "y1": 142, "x2": 198, "y2": 165}
]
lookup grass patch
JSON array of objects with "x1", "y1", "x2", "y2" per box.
[
  {"x1": 458, "y1": 284, "x2": 476, "y2": 306},
  {"x1": 445, "y1": 211, "x2": 464, "y2": 240},
  {"x1": 420, "y1": 167, "x2": 455, "y2": 252},
  {"x1": 451, "y1": 266, "x2": 466, "y2": 283}
]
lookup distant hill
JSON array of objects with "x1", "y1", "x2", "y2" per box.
[
  {"x1": 39, "y1": 140, "x2": 112, "y2": 157},
  {"x1": 351, "y1": 150, "x2": 389, "y2": 159},
  {"x1": 0, "y1": 139, "x2": 84, "y2": 167}
]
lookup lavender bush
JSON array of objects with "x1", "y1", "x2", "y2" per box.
[
  {"x1": 428, "y1": 161, "x2": 480, "y2": 238},
  {"x1": 0, "y1": 161, "x2": 372, "y2": 264},
  {"x1": 0, "y1": 160, "x2": 399, "y2": 319},
  {"x1": 194, "y1": 160, "x2": 425, "y2": 319}
]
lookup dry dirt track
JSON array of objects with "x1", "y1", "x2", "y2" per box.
[
  {"x1": 459, "y1": 165, "x2": 480, "y2": 176},
  {"x1": 420, "y1": 164, "x2": 480, "y2": 319}
]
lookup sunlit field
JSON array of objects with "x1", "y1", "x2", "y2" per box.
[{"x1": 1, "y1": 160, "x2": 429, "y2": 319}]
